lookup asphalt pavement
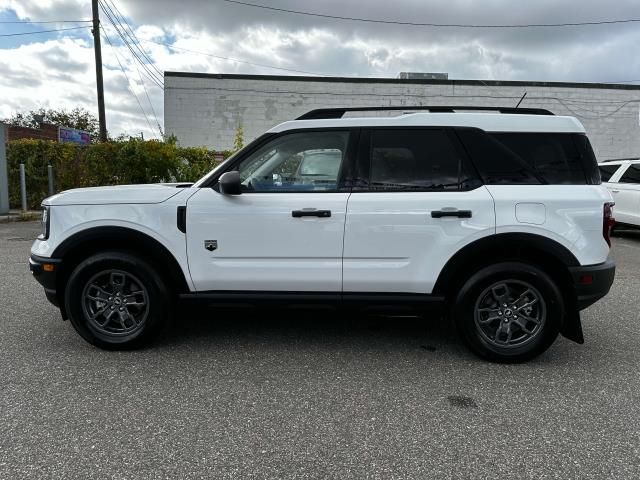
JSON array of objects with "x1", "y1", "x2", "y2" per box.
[{"x1": 1, "y1": 221, "x2": 639, "y2": 479}]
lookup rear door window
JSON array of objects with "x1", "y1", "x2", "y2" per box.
[
  {"x1": 366, "y1": 129, "x2": 478, "y2": 191},
  {"x1": 619, "y1": 164, "x2": 640, "y2": 184}
]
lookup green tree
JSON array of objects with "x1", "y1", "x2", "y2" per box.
[
  {"x1": 4, "y1": 107, "x2": 101, "y2": 139},
  {"x1": 233, "y1": 124, "x2": 244, "y2": 151}
]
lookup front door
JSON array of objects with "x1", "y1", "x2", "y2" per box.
[{"x1": 186, "y1": 129, "x2": 354, "y2": 292}]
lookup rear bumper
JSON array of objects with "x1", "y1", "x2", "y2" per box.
[
  {"x1": 569, "y1": 260, "x2": 615, "y2": 310},
  {"x1": 29, "y1": 254, "x2": 62, "y2": 307}
]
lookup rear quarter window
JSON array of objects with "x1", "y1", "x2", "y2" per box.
[
  {"x1": 598, "y1": 164, "x2": 622, "y2": 182},
  {"x1": 490, "y1": 132, "x2": 588, "y2": 184},
  {"x1": 619, "y1": 164, "x2": 640, "y2": 184},
  {"x1": 457, "y1": 129, "x2": 599, "y2": 185}
]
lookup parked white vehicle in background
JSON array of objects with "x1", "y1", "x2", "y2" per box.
[
  {"x1": 599, "y1": 159, "x2": 640, "y2": 229},
  {"x1": 30, "y1": 106, "x2": 616, "y2": 363}
]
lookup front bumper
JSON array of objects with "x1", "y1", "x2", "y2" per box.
[
  {"x1": 569, "y1": 260, "x2": 616, "y2": 310},
  {"x1": 29, "y1": 254, "x2": 62, "y2": 307}
]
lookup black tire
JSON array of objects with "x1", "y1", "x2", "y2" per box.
[
  {"x1": 453, "y1": 262, "x2": 562, "y2": 363},
  {"x1": 64, "y1": 251, "x2": 169, "y2": 350}
]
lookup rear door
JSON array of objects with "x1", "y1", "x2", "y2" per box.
[
  {"x1": 342, "y1": 128, "x2": 495, "y2": 294},
  {"x1": 611, "y1": 163, "x2": 640, "y2": 226}
]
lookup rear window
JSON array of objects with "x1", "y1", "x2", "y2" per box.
[
  {"x1": 599, "y1": 164, "x2": 622, "y2": 182},
  {"x1": 457, "y1": 130, "x2": 599, "y2": 185},
  {"x1": 619, "y1": 164, "x2": 640, "y2": 184}
]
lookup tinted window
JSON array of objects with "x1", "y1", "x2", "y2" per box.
[
  {"x1": 599, "y1": 164, "x2": 622, "y2": 182},
  {"x1": 456, "y1": 129, "x2": 542, "y2": 185},
  {"x1": 458, "y1": 130, "x2": 597, "y2": 185},
  {"x1": 573, "y1": 134, "x2": 600, "y2": 184},
  {"x1": 235, "y1": 131, "x2": 349, "y2": 192},
  {"x1": 368, "y1": 129, "x2": 476, "y2": 191},
  {"x1": 491, "y1": 133, "x2": 586, "y2": 184},
  {"x1": 619, "y1": 164, "x2": 640, "y2": 184}
]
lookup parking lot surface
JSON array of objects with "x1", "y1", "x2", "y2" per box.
[{"x1": 1, "y1": 221, "x2": 639, "y2": 479}]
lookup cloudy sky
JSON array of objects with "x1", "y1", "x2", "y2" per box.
[{"x1": 1, "y1": 0, "x2": 639, "y2": 138}]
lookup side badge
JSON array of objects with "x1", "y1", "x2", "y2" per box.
[{"x1": 204, "y1": 240, "x2": 218, "y2": 252}]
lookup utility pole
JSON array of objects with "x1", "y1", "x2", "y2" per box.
[{"x1": 91, "y1": 0, "x2": 107, "y2": 142}]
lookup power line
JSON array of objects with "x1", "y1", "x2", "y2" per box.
[
  {"x1": 102, "y1": 27, "x2": 157, "y2": 138},
  {"x1": 145, "y1": 40, "x2": 331, "y2": 76},
  {"x1": 99, "y1": 1, "x2": 163, "y2": 87},
  {"x1": 98, "y1": 1, "x2": 164, "y2": 88},
  {"x1": 102, "y1": 0, "x2": 163, "y2": 78},
  {"x1": 0, "y1": 26, "x2": 90, "y2": 37},
  {"x1": 0, "y1": 20, "x2": 92, "y2": 24},
  {"x1": 220, "y1": 0, "x2": 640, "y2": 29},
  {"x1": 132, "y1": 58, "x2": 162, "y2": 136},
  {"x1": 126, "y1": 37, "x2": 163, "y2": 136}
]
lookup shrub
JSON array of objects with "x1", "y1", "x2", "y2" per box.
[{"x1": 6, "y1": 139, "x2": 233, "y2": 209}]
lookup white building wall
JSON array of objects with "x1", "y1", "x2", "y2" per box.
[{"x1": 164, "y1": 73, "x2": 640, "y2": 161}]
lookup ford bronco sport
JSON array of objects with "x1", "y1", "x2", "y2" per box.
[{"x1": 30, "y1": 106, "x2": 616, "y2": 362}]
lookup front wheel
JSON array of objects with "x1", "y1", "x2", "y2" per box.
[
  {"x1": 64, "y1": 251, "x2": 169, "y2": 350},
  {"x1": 453, "y1": 262, "x2": 563, "y2": 363}
]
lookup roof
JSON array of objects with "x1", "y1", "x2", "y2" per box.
[
  {"x1": 165, "y1": 71, "x2": 640, "y2": 91},
  {"x1": 599, "y1": 158, "x2": 640, "y2": 164},
  {"x1": 268, "y1": 113, "x2": 586, "y2": 134}
]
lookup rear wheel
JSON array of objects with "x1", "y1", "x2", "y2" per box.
[
  {"x1": 454, "y1": 262, "x2": 562, "y2": 363},
  {"x1": 65, "y1": 251, "x2": 169, "y2": 349}
]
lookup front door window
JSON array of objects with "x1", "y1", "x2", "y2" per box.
[{"x1": 235, "y1": 131, "x2": 350, "y2": 192}]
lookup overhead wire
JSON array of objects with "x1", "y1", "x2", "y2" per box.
[
  {"x1": 102, "y1": 26, "x2": 157, "y2": 138},
  {"x1": 98, "y1": 0, "x2": 162, "y2": 134},
  {"x1": 219, "y1": 0, "x2": 640, "y2": 29},
  {"x1": 99, "y1": 3, "x2": 164, "y2": 88},
  {"x1": 126, "y1": 43, "x2": 163, "y2": 136},
  {"x1": 98, "y1": 0, "x2": 164, "y2": 88},
  {"x1": 97, "y1": 3, "x2": 162, "y2": 135},
  {"x1": 0, "y1": 20, "x2": 92, "y2": 24},
  {"x1": 131, "y1": 57, "x2": 162, "y2": 136},
  {"x1": 0, "y1": 26, "x2": 90, "y2": 37},
  {"x1": 144, "y1": 40, "x2": 331, "y2": 76},
  {"x1": 101, "y1": 0, "x2": 163, "y2": 78}
]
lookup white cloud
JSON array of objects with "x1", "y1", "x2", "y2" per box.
[{"x1": 1, "y1": 0, "x2": 640, "y2": 137}]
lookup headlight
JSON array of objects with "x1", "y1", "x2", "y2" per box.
[{"x1": 40, "y1": 206, "x2": 50, "y2": 240}]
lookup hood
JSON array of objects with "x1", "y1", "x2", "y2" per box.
[{"x1": 44, "y1": 184, "x2": 184, "y2": 206}]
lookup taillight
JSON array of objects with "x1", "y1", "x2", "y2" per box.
[{"x1": 603, "y1": 202, "x2": 615, "y2": 247}]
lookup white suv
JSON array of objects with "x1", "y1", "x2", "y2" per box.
[
  {"x1": 599, "y1": 159, "x2": 640, "y2": 229},
  {"x1": 30, "y1": 106, "x2": 616, "y2": 362}
]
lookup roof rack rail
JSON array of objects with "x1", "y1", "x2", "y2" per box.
[{"x1": 296, "y1": 106, "x2": 554, "y2": 120}]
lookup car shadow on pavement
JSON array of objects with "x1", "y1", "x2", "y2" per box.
[
  {"x1": 612, "y1": 228, "x2": 640, "y2": 240},
  {"x1": 156, "y1": 305, "x2": 468, "y2": 356}
]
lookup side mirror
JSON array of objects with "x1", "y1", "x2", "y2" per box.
[{"x1": 218, "y1": 171, "x2": 242, "y2": 195}]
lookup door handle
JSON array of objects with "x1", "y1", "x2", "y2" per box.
[
  {"x1": 611, "y1": 190, "x2": 620, "y2": 193},
  {"x1": 431, "y1": 209, "x2": 472, "y2": 218},
  {"x1": 292, "y1": 209, "x2": 332, "y2": 218}
]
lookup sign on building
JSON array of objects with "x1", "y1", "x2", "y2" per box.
[{"x1": 58, "y1": 126, "x2": 91, "y2": 145}]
